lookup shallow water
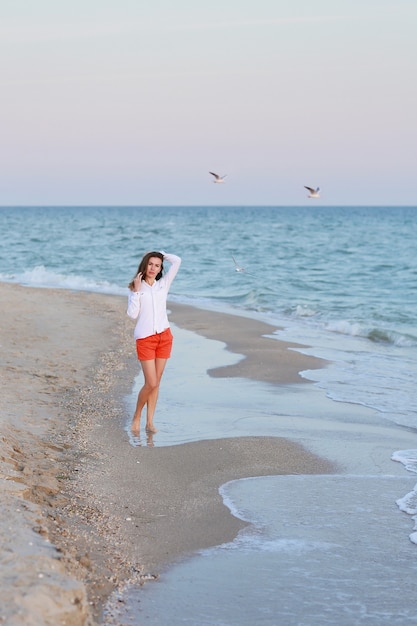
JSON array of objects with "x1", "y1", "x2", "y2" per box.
[
  {"x1": 125, "y1": 325, "x2": 414, "y2": 476},
  {"x1": 115, "y1": 325, "x2": 417, "y2": 625},
  {"x1": 111, "y1": 475, "x2": 417, "y2": 625}
]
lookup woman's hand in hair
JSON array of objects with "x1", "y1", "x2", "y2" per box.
[{"x1": 133, "y1": 272, "x2": 143, "y2": 292}]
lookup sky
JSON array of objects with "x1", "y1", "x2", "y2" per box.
[{"x1": 1, "y1": 0, "x2": 416, "y2": 206}]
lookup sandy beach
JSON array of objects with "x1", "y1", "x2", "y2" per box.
[{"x1": 0, "y1": 283, "x2": 336, "y2": 625}]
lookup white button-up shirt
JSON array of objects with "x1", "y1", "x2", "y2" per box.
[{"x1": 126, "y1": 251, "x2": 181, "y2": 339}]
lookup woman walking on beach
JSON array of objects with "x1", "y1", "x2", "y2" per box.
[{"x1": 127, "y1": 250, "x2": 181, "y2": 434}]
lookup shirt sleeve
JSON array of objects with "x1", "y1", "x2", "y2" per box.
[
  {"x1": 160, "y1": 251, "x2": 181, "y2": 291},
  {"x1": 127, "y1": 290, "x2": 141, "y2": 319}
]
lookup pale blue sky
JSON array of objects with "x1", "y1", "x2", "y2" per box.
[{"x1": 1, "y1": 0, "x2": 416, "y2": 205}]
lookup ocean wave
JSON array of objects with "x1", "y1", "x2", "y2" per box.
[
  {"x1": 0, "y1": 265, "x2": 126, "y2": 296},
  {"x1": 2, "y1": 264, "x2": 415, "y2": 352},
  {"x1": 325, "y1": 318, "x2": 416, "y2": 347},
  {"x1": 367, "y1": 327, "x2": 416, "y2": 347},
  {"x1": 294, "y1": 304, "x2": 317, "y2": 317}
]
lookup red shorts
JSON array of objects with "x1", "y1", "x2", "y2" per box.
[{"x1": 135, "y1": 328, "x2": 173, "y2": 361}]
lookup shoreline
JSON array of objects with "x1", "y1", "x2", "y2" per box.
[
  {"x1": 167, "y1": 302, "x2": 328, "y2": 384},
  {"x1": 0, "y1": 284, "x2": 336, "y2": 625}
]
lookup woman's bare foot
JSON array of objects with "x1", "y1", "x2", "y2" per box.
[
  {"x1": 145, "y1": 424, "x2": 158, "y2": 433},
  {"x1": 131, "y1": 415, "x2": 141, "y2": 434}
]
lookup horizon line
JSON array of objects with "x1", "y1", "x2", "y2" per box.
[{"x1": 1, "y1": 204, "x2": 416, "y2": 209}]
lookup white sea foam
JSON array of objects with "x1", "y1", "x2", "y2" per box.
[
  {"x1": 396, "y1": 488, "x2": 417, "y2": 545},
  {"x1": 326, "y1": 318, "x2": 363, "y2": 336},
  {"x1": 203, "y1": 534, "x2": 337, "y2": 554},
  {"x1": 273, "y1": 320, "x2": 417, "y2": 430},
  {"x1": 392, "y1": 450, "x2": 417, "y2": 475},
  {"x1": 392, "y1": 450, "x2": 417, "y2": 544},
  {"x1": 396, "y1": 488, "x2": 417, "y2": 516},
  {"x1": 294, "y1": 303, "x2": 317, "y2": 317},
  {"x1": 0, "y1": 266, "x2": 126, "y2": 296}
]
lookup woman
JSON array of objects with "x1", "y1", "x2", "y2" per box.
[{"x1": 127, "y1": 250, "x2": 181, "y2": 434}]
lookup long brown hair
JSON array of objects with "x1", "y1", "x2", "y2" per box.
[{"x1": 128, "y1": 251, "x2": 164, "y2": 290}]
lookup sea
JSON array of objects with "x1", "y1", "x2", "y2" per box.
[{"x1": 1, "y1": 205, "x2": 417, "y2": 624}]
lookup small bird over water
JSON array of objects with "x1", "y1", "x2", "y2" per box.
[
  {"x1": 304, "y1": 186, "x2": 320, "y2": 198},
  {"x1": 209, "y1": 171, "x2": 228, "y2": 183},
  {"x1": 232, "y1": 256, "x2": 254, "y2": 276},
  {"x1": 232, "y1": 256, "x2": 245, "y2": 272}
]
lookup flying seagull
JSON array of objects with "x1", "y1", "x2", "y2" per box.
[
  {"x1": 209, "y1": 171, "x2": 227, "y2": 183},
  {"x1": 304, "y1": 186, "x2": 320, "y2": 198},
  {"x1": 232, "y1": 256, "x2": 245, "y2": 272},
  {"x1": 232, "y1": 256, "x2": 254, "y2": 276}
]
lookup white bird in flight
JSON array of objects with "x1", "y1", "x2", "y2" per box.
[
  {"x1": 232, "y1": 256, "x2": 244, "y2": 272},
  {"x1": 304, "y1": 186, "x2": 320, "y2": 198},
  {"x1": 209, "y1": 171, "x2": 228, "y2": 183},
  {"x1": 232, "y1": 256, "x2": 254, "y2": 276}
]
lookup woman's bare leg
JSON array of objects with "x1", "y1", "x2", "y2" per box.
[
  {"x1": 131, "y1": 358, "x2": 167, "y2": 433},
  {"x1": 145, "y1": 358, "x2": 167, "y2": 432},
  {"x1": 131, "y1": 360, "x2": 157, "y2": 433}
]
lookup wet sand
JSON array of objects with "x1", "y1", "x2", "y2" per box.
[
  {"x1": 0, "y1": 283, "x2": 335, "y2": 625},
  {"x1": 168, "y1": 302, "x2": 328, "y2": 384}
]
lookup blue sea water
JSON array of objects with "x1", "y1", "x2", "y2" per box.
[
  {"x1": 1, "y1": 205, "x2": 416, "y2": 427},
  {"x1": 1, "y1": 205, "x2": 417, "y2": 623}
]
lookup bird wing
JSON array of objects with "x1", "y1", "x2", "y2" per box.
[{"x1": 304, "y1": 186, "x2": 314, "y2": 193}]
